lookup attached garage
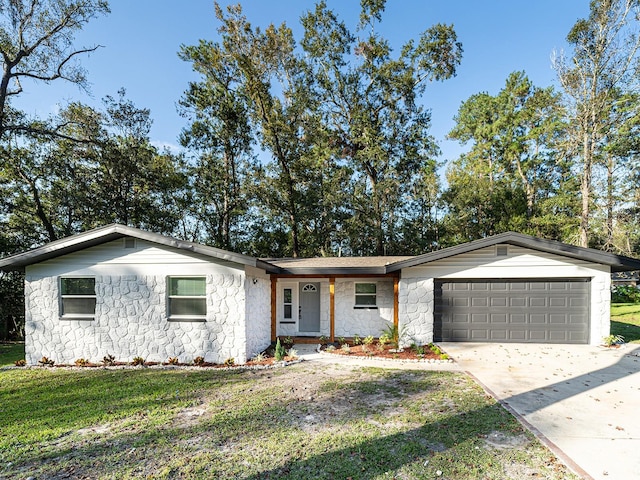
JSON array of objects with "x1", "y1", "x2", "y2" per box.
[
  {"x1": 434, "y1": 279, "x2": 590, "y2": 343},
  {"x1": 393, "y1": 232, "x2": 640, "y2": 346}
]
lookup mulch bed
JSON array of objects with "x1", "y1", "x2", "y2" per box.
[{"x1": 320, "y1": 343, "x2": 447, "y2": 361}]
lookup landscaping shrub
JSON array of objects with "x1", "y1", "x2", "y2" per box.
[
  {"x1": 274, "y1": 338, "x2": 286, "y2": 361},
  {"x1": 612, "y1": 285, "x2": 640, "y2": 303}
]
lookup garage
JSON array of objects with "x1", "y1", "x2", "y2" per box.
[{"x1": 434, "y1": 278, "x2": 590, "y2": 344}]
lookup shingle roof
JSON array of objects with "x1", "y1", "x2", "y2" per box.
[
  {"x1": 264, "y1": 256, "x2": 413, "y2": 275},
  {"x1": 2, "y1": 227, "x2": 639, "y2": 274},
  {"x1": 386, "y1": 232, "x2": 640, "y2": 273}
]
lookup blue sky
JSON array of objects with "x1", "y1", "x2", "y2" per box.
[{"x1": 13, "y1": 0, "x2": 589, "y2": 164}]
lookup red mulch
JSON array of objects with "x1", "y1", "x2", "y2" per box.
[{"x1": 321, "y1": 343, "x2": 444, "y2": 360}]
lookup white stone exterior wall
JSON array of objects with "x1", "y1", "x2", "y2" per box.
[
  {"x1": 398, "y1": 277, "x2": 433, "y2": 346},
  {"x1": 399, "y1": 245, "x2": 612, "y2": 346},
  {"x1": 22, "y1": 239, "x2": 273, "y2": 365},
  {"x1": 245, "y1": 267, "x2": 272, "y2": 359},
  {"x1": 319, "y1": 281, "x2": 331, "y2": 335},
  {"x1": 334, "y1": 279, "x2": 394, "y2": 337},
  {"x1": 24, "y1": 271, "x2": 252, "y2": 365},
  {"x1": 589, "y1": 271, "x2": 611, "y2": 343}
]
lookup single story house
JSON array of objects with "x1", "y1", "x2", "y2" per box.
[{"x1": 1, "y1": 224, "x2": 639, "y2": 365}]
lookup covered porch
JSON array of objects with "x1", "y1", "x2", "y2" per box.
[{"x1": 269, "y1": 273, "x2": 400, "y2": 343}]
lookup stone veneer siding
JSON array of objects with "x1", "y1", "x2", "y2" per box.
[
  {"x1": 245, "y1": 270, "x2": 272, "y2": 359},
  {"x1": 334, "y1": 279, "x2": 394, "y2": 337},
  {"x1": 589, "y1": 271, "x2": 611, "y2": 344},
  {"x1": 398, "y1": 277, "x2": 434, "y2": 346},
  {"x1": 24, "y1": 272, "x2": 252, "y2": 365}
]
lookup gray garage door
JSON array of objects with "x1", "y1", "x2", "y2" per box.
[{"x1": 434, "y1": 279, "x2": 590, "y2": 344}]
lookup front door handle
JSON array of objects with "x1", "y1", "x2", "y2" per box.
[{"x1": 299, "y1": 305, "x2": 302, "y2": 320}]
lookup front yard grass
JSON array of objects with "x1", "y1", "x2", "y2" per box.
[
  {"x1": 0, "y1": 342, "x2": 24, "y2": 367},
  {"x1": 611, "y1": 303, "x2": 640, "y2": 343},
  {"x1": 0, "y1": 363, "x2": 576, "y2": 479}
]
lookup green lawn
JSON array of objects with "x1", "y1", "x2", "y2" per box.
[
  {"x1": 0, "y1": 364, "x2": 575, "y2": 479},
  {"x1": 1, "y1": 301, "x2": 636, "y2": 478},
  {"x1": 0, "y1": 342, "x2": 24, "y2": 366},
  {"x1": 611, "y1": 303, "x2": 640, "y2": 343}
]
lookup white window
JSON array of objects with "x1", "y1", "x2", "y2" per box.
[
  {"x1": 168, "y1": 277, "x2": 206, "y2": 319},
  {"x1": 283, "y1": 287, "x2": 293, "y2": 319},
  {"x1": 355, "y1": 283, "x2": 377, "y2": 307},
  {"x1": 60, "y1": 278, "x2": 96, "y2": 318}
]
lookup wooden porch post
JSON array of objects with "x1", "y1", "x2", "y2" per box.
[
  {"x1": 329, "y1": 276, "x2": 335, "y2": 342},
  {"x1": 270, "y1": 276, "x2": 277, "y2": 342},
  {"x1": 393, "y1": 275, "x2": 399, "y2": 330}
]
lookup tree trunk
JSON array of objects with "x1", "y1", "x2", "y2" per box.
[
  {"x1": 30, "y1": 179, "x2": 57, "y2": 242},
  {"x1": 605, "y1": 153, "x2": 615, "y2": 251},
  {"x1": 579, "y1": 130, "x2": 592, "y2": 248}
]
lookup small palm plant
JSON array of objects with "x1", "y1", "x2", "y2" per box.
[
  {"x1": 381, "y1": 324, "x2": 402, "y2": 348},
  {"x1": 602, "y1": 334, "x2": 625, "y2": 347}
]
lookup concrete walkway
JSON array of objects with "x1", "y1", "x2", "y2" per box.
[
  {"x1": 296, "y1": 342, "x2": 640, "y2": 480},
  {"x1": 440, "y1": 342, "x2": 640, "y2": 480},
  {"x1": 293, "y1": 343, "x2": 461, "y2": 371}
]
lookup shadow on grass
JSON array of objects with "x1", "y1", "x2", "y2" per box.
[
  {"x1": 611, "y1": 320, "x2": 640, "y2": 343},
  {"x1": 6, "y1": 404, "x2": 515, "y2": 480},
  {"x1": 0, "y1": 369, "x2": 550, "y2": 480},
  {"x1": 246, "y1": 344, "x2": 640, "y2": 480},
  {"x1": 0, "y1": 368, "x2": 247, "y2": 449},
  {"x1": 0, "y1": 341, "x2": 24, "y2": 366}
]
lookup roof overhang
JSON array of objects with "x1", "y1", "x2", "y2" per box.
[
  {"x1": 0, "y1": 224, "x2": 281, "y2": 273},
  {"x1": 272, "y1": 267, "x2": 390, "y2": 276},
  {"x1": 3, "y1": 228, "x2": 637, "y2": 276},
  {"x1": 386, "y1": 232, "x2": 640, "y2": 273}
]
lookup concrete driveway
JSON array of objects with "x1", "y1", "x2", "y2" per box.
[{"x1": 440, "y1": 342, "x2": 640, "y2": 480}]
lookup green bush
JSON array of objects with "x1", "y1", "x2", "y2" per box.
[
  {"x1": 612, "y1": 285, "x2": 640, "y2": 303},
  {"x1": 274, "y1": 338, "x2": 286, "y2": 361}
]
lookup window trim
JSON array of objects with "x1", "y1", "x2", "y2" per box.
[
  {"x1": 280, "y1": 282, "x2": 298, "y2": 325},
  {"x1": 354, "y1": 282, "x2": 377, "y2": 308},
  {"x1": 283, "y1": 287, "x2": 293, "y2": 320},
  {"x1": 59, "y1": 277, "x2": 96, "y2": 320},
  {"x1": 167, "y1": 276, "x2": 207, "y2": 321}
]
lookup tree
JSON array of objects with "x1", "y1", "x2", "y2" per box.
[
  {"x1": 553, "y1": 0, "x2": 640, "y2": 247},
  {"x1": 300, "y1": 0, "x2": 462, "y2": 255},
  {"x1": 178, "y1": 42, "x2": 254, "y2": 250},
  {"x1": 445, "y1": 72, "x2": 572, "y2": 242},
  {"x1": 1, "y1": 92, "x2": 187, "y2": 243},
  {"x1": 182, "y1": 3, "x2": 331, "y2": 258},
  {"x1": 95, "y1": 90, "x2": 186, "y2": 233},
  {"x1": 594, "y1": 91, "x2": 640, "y2": 253},
  {"x1": 0, "y1": 0, "x2": 109, "y2": 139}
]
